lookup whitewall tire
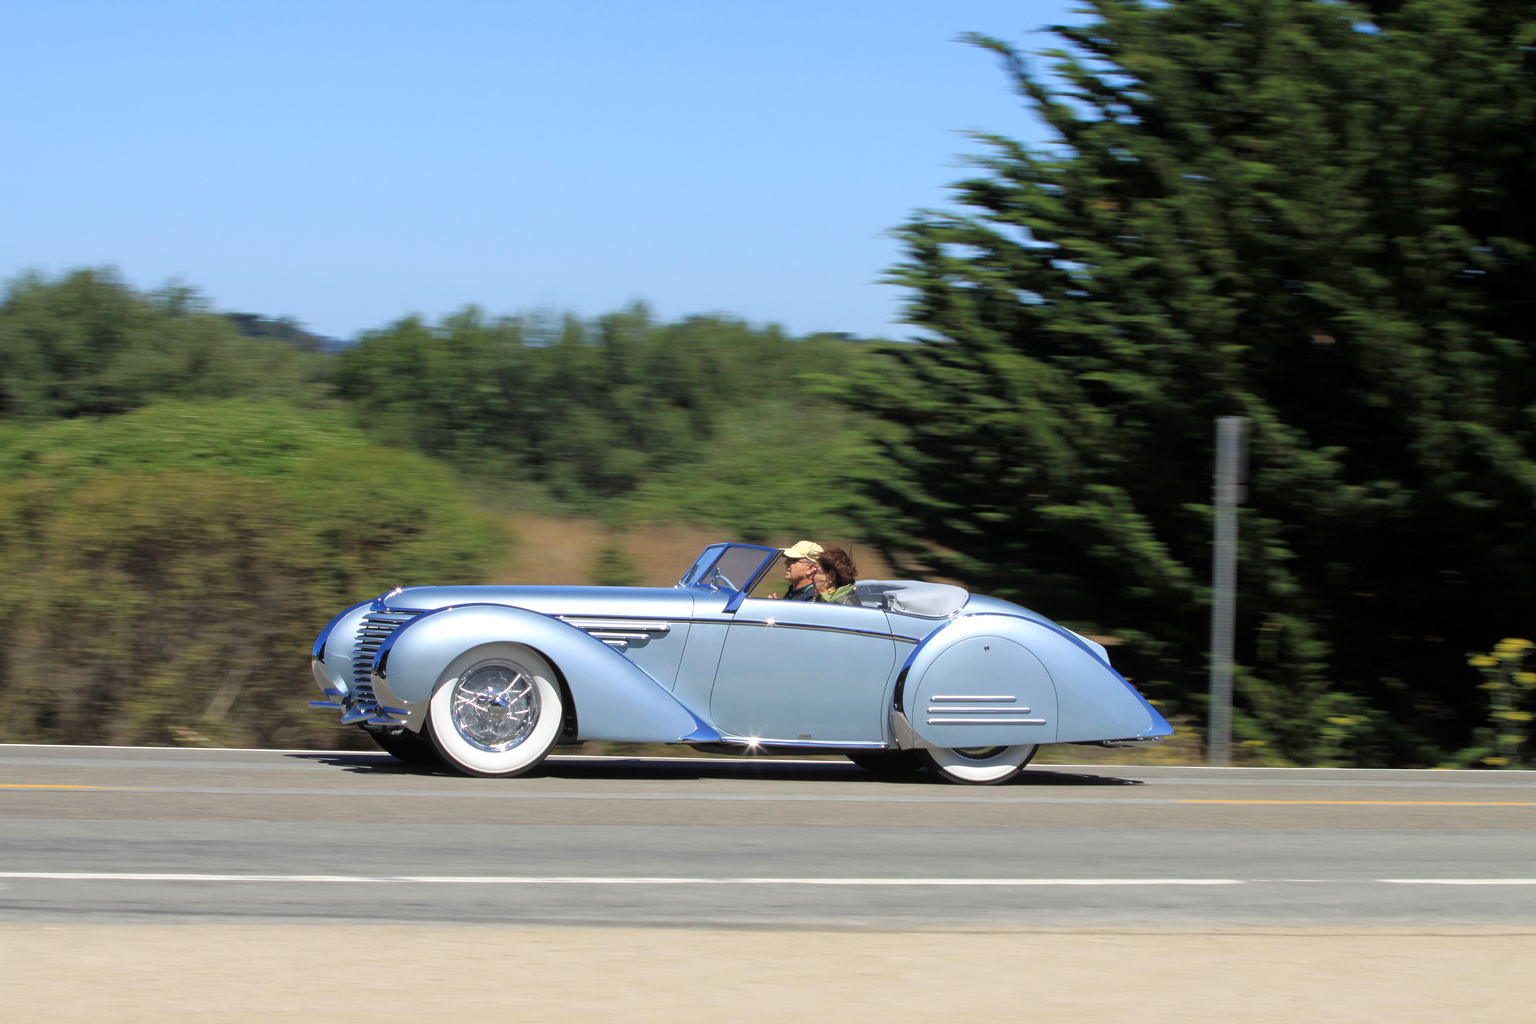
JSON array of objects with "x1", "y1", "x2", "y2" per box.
[
  {"x1": 427, "y1": 644, "x2": 564, "y2": 778},
  {"x1": 922, "y1": 744, "x2": 1037, "y2": 785}
]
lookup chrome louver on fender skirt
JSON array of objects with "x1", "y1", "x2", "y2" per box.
[{"x1": 340, "y1": 608, "x2": 419, "y2": 726}]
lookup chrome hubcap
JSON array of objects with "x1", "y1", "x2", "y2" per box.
[{"x1": 450, "y1": 661, "x2": 540, "y2": 752}]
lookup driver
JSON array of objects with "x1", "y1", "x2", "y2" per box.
[{"x1": 768, "y1": 540, "x2": 823, "y2": 601}]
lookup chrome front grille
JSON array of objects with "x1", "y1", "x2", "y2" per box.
[{"x1": 346, "y1": 610, "x2": 418, "y2": 720}]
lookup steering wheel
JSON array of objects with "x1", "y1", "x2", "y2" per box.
[{"x1": 710, "y1": 569, "x2": 738, "y2": 592}]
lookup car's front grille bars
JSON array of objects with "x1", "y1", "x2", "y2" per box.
[{"x1": 341, "y1": 610, "x2": 418, "y2": 725}]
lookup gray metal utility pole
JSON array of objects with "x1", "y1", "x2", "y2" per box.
[{"x1": 1208, "y1": 416, "x2": 1248, "y2": 767}]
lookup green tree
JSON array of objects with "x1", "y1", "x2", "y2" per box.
[
  {"x1": 846, "y1": 0, "x2": 1536, "y2": 764},
  {"x1": 0, "y1": 268, "x2": 326, "y2": 419},
  {"x1": 334, "y1": 303, "x2": 876, "y2": 534}
]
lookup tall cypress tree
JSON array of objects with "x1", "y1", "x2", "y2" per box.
[{"x1": 847, "y1": 0, "x2": 1536, "y2": 764}]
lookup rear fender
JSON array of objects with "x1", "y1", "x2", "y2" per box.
[
  {"x1": 373, "y1": 604, "x2": 716, "y2": 743},
  {"x1": 899, "y1": 613, "x2": 1170, "y2": 747}
]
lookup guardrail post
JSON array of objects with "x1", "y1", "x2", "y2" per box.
[{"x1": 1209, "y1": 416, "x2": 1248, "y2": 767}]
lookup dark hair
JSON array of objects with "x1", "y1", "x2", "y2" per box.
[{"x1": 816, "y1": 545, "x2": 858, "y2": 589}]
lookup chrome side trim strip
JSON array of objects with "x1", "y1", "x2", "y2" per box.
[
  {"x1": 927, "y1": 706, "x2": 1030, "y2": 714},
  {"x1": 715, "y1": 737, "x2": 888, "y2": 750},
  {"x1": 560, "y1": 618, "x2": 672, "y2": 633},
  {"x1": 926, "y1": 718, "x2": 1047, "y2": 726},
  {"x1": 716, "y1": 619, "x2": 916, "y2": 644},
  {"x1": 931, "y1": 695, "x2": 1018, "y2": 702}
]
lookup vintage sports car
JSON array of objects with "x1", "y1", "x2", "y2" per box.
[{"x1": 309, "y1": 543, "x2": 1171, "y2": 784}]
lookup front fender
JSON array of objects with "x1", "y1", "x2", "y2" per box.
[
  {"x1": 312, "y1": 599, "x2": 372, "y2": 698},
  {"x1": 373, "y1": 603, "x2": 716, "y2": 743},
  {"x1": 900, "y1": 613, "x2": 1171, "y2": 747}
]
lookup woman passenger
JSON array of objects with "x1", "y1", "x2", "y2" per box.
[{"x1": 813, "y1": 546, "x2": 859, "y2": 605}]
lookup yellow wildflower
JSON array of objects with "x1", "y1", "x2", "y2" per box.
[{"x1": 1492, "y1": 635, "x2": 1529, "y2": 660}]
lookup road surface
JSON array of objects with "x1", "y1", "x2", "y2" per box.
[{"x1": 3, "y1": 743, "x2": 1532, "y2": 927}]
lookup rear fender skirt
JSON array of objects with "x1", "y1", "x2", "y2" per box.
[
  {"x1": 372, "y1": 603, "x2": 716, "y2": 743},
  {"x1": 898, "y1": 613, "x2": 1171, "y2": 746}
]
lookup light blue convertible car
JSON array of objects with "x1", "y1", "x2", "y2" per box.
[{"x1": 309, "y1": 543, "x2": 1171, "y2": 784}]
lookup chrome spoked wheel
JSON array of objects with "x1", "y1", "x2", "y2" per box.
[
  {"x1": 922, "y1": 744, "x2": 1037, "y2": 785},
  {"x1": 450, "y1": 661, "x2": 540, "y2": 751},
  {"x1": 428, "y1": 646, "x2": 564, "y2": 777}
]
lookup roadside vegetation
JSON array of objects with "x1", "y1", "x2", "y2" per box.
[{"x1": 2, "y1": 0, "x2": 1533, "y2": 767}]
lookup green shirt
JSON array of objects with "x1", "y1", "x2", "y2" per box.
[{"x1": 818, "y1": 583, "x2": 858, "y2": 605}]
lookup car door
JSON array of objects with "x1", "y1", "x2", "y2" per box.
[{"x1": 708, "y1": 597, "x2": 897, "y2": 743}]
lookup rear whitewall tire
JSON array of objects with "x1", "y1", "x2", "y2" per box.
[
  {"x1": 427, "y1": 644, "x2": 564, "y2": 778},
  {"x1": 922, "y1": 744, "x2": 1037, "y2": 785}
]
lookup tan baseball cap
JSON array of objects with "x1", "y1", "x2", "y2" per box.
[{"x1": 782, "y1": 540, "x2": 824, "y2": 561}]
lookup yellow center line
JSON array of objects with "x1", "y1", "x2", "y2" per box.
[
  {"x1": 1179, "y1": 799, "x2": 1536, "y2": 807},
  {"x1": 0, "y1": 792, "x2": 149, "y2": 798}
]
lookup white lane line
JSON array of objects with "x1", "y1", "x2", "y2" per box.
[
  {"x1": 0, "y1": 872, "x2": 1243, "y2": 886},
  {"x1": 1381, "y1": 879, "x2": 1536, "y2": 885}
]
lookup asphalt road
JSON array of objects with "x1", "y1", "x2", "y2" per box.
[{"x1": 2, "y1": 743, "x2": 1533, "y2": 927}]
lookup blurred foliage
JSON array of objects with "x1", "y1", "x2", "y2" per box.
[
  {"x1": 332, "y1": 303, "x2": 877, "y2": 539},
  {"x1": 223, "y1": 312, "x2": 337, "y2": 353},
  {"x1": 1451, "y1": 639, "x2": 1536, "y2": 768},
  {"x1": 590, "y1": 535, "x2": 643, "y2": 588},
  {"x1": 0, "y1": 268, "x2": 327, "y2": 418},
  {"x1": 0, "y1": 398, "x2": 364, "y2": 479},
  {"x1": 845, "y1": 0, "x2": 1536, "y2": 765},
  {"x1": 0, "y1": 402, "x2": 505, "y2": 748}
]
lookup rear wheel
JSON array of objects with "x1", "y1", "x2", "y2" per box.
[
  {"x1": 846, "y1": 750, "x2": 925, "y2": 774},
  {"x1": 428, "y1": 646, "x2": 564, "y2": 778},
  {"x1": 922, "y1": 744, "x2": 1037, "y2": 785}
]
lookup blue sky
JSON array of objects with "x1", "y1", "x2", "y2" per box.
[{"x1": 2, "y1": 1, "x2": 1077, "y2": 341}]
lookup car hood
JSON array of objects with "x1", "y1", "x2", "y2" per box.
[{"x1": 382, "y1": 584, "x2": 698, "y2": 620}]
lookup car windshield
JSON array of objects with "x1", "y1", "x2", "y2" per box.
[{"x1": 679, "y1": 544, "x2": 777, "y2": 594}]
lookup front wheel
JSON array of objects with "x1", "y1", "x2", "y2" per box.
[
  {"x1": 428, "y1": 646, "x2": 565, "y2": 778},
  {"x1": 922, "y1": 744, "x2": 1037, "y2": 785}
]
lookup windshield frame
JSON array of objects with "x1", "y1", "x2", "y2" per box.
[{"x1": 677, "y1": 543, "x2": 779, "y2": 596}]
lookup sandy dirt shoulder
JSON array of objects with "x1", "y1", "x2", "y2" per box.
[{"x1": 3, "y1": 923, "x2": 1531, "y2": 1023}]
